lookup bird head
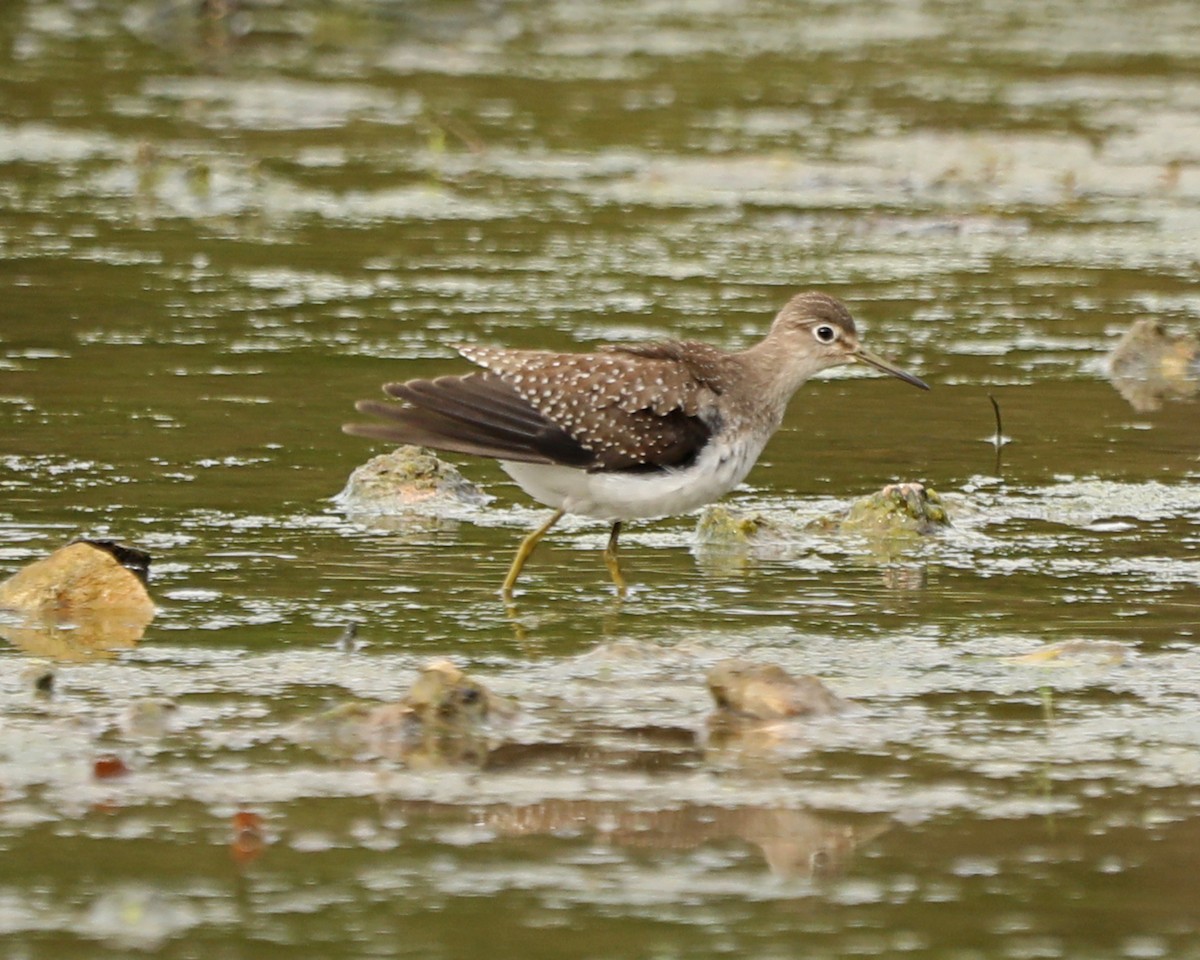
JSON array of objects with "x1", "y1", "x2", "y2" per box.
[{"x1": 771, "y1": 291, "x2": 929, "y2": 390}]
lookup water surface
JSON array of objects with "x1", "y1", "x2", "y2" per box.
[{"x1": 2, "y1": 0, "x2": 1199, "y2": 956}]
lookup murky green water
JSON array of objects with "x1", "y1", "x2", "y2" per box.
[{"x1": 3, "y1": 0, "x2": 1200, "y2": 956}]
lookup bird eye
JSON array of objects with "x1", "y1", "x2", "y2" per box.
[{"x1": 813, "y1": 324, "x2": 837, "y2": 344}]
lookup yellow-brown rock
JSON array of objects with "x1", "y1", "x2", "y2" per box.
[
  {"x1": 1107, "y1": 317, "x2": 1199, "y2": 412},
  {"x1": 0, "y1": 540, "x2": 155, "y2": 660},
  {"x1": 707, "y1": 658, "x2": 850, "y2": 720},
  {"x1": 303, "y1": 659, "x2": 514, "y2": 766}
]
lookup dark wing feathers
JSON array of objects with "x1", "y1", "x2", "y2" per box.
[
  {"x1": 389, "y1": 377, "x2": 550, "y2": 438},
  {"x1": 348, "y1": 403, "x2": 523, "y2": 459},
  {"x1": 345, "y1": 343, "x2": 722, "y2": 472},
  {"x1": 347, "y1": 374, "x2": 593, "y2": 466}
]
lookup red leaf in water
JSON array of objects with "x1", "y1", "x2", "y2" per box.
[
  {"x1": 232, "y1": 810, "x2": 263, "y2": 834},
  {"x1": 231, "y1": 809, "x2": 267, "y2": 866},
  {"x1": 93, "y1": 755, "x2": 129, "y2": 779}
]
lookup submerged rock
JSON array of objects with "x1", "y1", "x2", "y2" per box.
[
  {"x1": 334, "y1": 445, "x2": 488, "y2": 514},
  {"x1": 304, "y1": 659, "x2": 514, "y2": 765},
  {"x1": 692, "y1": 504, "x2": 800, "y2": 573},
  {"x1": 694, "y1": 483, "x2": 949, "y2": 557},
  {"x1": 1107, "y1": 318, "x2": 1199, "y2": 413},
  {"x1": 813, "y1": 482, "x2": 950, "y2": 536},
  {"x1": 0, "y1": 540, "x2": 155, "y2": 660},
  {"x1": 399, "y1": 658, "x2": 511, "y2": 727},
  {"x1": 694, "y1": 505, "x2": 790, "y2": 547},
  {"x1": 707, "y1": 658, "x2": 850, "y2": 721},
  {"x1": 1006, "y1": 639, "x2": 1131, "y2": 666}
]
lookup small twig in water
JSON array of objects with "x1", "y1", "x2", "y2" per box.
[
  {"x1": 431, "y1": 112, "x2": 486, "y2": 155},
  {"x1": 988, "y1": 393, "x2": 1005, "y2": 449},
  {"x1": 334, "y1": 622, "x2": 363, "y2": 653}
]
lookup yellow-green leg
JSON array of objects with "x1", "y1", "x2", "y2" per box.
[
  {"x1": 603, "y1": 521, "x2": 627, "y2": 597},
  {"x1": 502, "y1": 508, "x2": 565, "y2": 597}
]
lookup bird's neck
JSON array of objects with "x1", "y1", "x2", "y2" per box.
[{"x1": 734, "y1": 332, "x2": 824, "y2": 419}]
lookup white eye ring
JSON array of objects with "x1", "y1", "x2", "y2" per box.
[{"x1": 813, "y1": 324, "x2": 837, "y2": 344}]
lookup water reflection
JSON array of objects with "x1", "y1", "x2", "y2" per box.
[{"x1": 474, "y1": 800, "x2": 887, "y2": 879}]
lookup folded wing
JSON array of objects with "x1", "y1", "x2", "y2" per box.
[{"x1": 345, "y1": 345, "x2": 720, "y2": 472}]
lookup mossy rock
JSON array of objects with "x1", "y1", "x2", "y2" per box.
[
  {"x1": 335, "y1": 445, "x2": 488, "y2": 513},
  {"x1": 815, "y1": 482, "x2": 950, "y2": 537},
  {"x1": 694, "y1": 505, "x2": 790, "y2": 546}
]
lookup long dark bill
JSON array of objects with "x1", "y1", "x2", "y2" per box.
[{"x1": 853, "y1": 347, "x2": 930, "y2": 391}]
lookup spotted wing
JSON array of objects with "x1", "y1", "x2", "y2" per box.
[
  {"x1": 456, "y1": 343, "x2": 723, "y2": 471},
  {"x1": 346, "y1": 372, "x2": 594, "y2": 467},
  {"x1": 345, "y1": 342, "x2": 723, "y2": 472}
]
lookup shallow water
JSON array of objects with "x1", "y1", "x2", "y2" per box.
[{"x1": 2, "y1": 0, "x2": 1200, "y2": 956}]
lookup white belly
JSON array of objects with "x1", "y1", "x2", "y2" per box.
[{"x1": 499, "y1": 437, "x2": 768, "y2": 522}]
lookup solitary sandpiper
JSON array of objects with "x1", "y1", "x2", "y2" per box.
[{"x1": 345, "y1": 291, "x2": 928, "y2": 596}]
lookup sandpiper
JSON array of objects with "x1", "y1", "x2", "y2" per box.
[{"x1": 345, "y1": 291, "x2": 928, "y2": 596}]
